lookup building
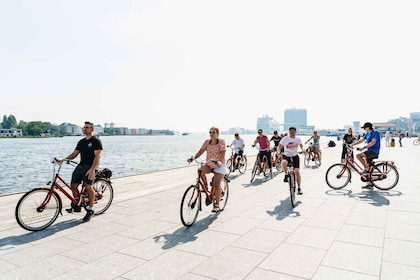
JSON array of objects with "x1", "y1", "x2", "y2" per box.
[
  {"x1": 283, "y1": 108, "x2": 314, "y2": 133},
  {"x1": 256, "y1": 115, "x2": 280, "y2": 134},
  {"x1": 0, "y1": 128, "x2": 22, "y2": 137}
]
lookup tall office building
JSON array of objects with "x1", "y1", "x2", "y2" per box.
[{"x1": 284, "y1": 109, "x2": 307, "y2": 131}]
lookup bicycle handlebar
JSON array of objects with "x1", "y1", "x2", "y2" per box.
[{"x1": 52, "y1": 158, "x2": 78, "y2": 166}]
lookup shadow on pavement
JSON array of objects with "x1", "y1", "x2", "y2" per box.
[
  {"x1": 153, "y1": 214, "x2": 218, "y2": 250},
  {"x1": 266, "y1": 197, "x2": 301, "y2": 220},
  {"x1": 0, "y1": 219, "x2": 80, "y2": 251},
  {"x1": 326, "y1": 189, "x2": 402, "y2": 207}
]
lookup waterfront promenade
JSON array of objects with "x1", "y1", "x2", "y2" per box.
[{"x1": 1, "y1": 139, "x2": 420, "y2": 279}]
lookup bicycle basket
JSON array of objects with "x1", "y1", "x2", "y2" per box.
[{"x1": 96, "y1": 168, "x2": 112, "y2": 179}]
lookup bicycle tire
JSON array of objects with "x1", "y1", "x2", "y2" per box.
[
  {"x1": 371, "y1": 162, "x2": 399, "y2": 190},
  {"x1": 219, "y1": 177, "x2": 229, "y2": 211},
  {"x1": 262, "y1": 155, "x2": 268, "y2": 176},
  {"x1": 325, "y1": 163, "x2": 351, "y2": 190},
  {"x1": 289, "y1": 171, "x2": 297, "y2": 207},
  {"x1": 15, "y1": 188, "x2": 61, "y2": 231},
  {"x1": 304, "y1": 152, "x2": 310, "y2": 167},
  {"x1": 314, "y1": 152, "x2": 321, "y2": 166},
  {"x1": 238, "y1": 156, "x2": 247, "y2": 174},
  {"x1": 413, "y1": 139, "x2": 420, "y2": 146},
  {"x1": 226, "y1": 158, "x2": 233, "y2": 176},
  {"x1": 250, "y1": 160, "x2": 258, "y2": 183},
  {"x1": 92, "y1": 179, "x2": 114, "y2": 215},
  {"x1": 180, "y1": 185, "x2": 201, "y2": 226}
]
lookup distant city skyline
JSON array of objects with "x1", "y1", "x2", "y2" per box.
[{"x1": 1, "y1": 2, "x2": 419, "y2": 133}]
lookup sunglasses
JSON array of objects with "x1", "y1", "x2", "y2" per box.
[{"x1": 209, "y1": 131, "x2": 216, "y2": 134}]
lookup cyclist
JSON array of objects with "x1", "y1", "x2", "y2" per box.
[
  {"x1": 270, "y1": 131, "x2": 283, "y2": 166},
  {"x1": 341, "y1": 128, "x2": 356, "y2": 163},
  {"x1": 57, "y1": 121, "x2": 103, "y2": 222},
  {"x1": 278, "y1": 127, "x2": 304, "y2": 194},
  {"x1": 187, "y1": 126, "x2": 226, "y2": 213},
  {"x1": 305, "y1": 130, "x2": 321, "y2": 161},
  {"x1": 229, "y1": 133, "x2": 245, "y2": 171},
  {"x1": 351, "y1": 122, "x2": 381, "y2": 189},
  {"x1": 252, "y1": 129, "x2": 273, "y2": 178}
]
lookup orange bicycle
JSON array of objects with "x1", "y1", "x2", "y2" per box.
[
  {"x1": 15, "y1": 159, "x2": 113, "y2": 231},
  {"x1": 180, "y1": 159, "x2": 229, "y2": 226}
]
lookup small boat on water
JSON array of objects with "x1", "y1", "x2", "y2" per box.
[{"x1": 182, "y1": 132, "x2": 189, "y2": 136}]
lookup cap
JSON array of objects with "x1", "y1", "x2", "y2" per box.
[
  {"x1": 274, "y1": 130, "x2": 278, "y2": 134},
  {"x1": 361, "y1": 122, "x2": 373, "y2": 129},
  {"x1": 258, "y1": 129, "x2": 263, "y2": 133},
  {"x1": 289, "y1": 127, "x2": 297, "y2": 132}
]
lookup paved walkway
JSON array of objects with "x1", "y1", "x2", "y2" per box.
[{"x1": 1, "y1": 138, "x2": 420, "y2": 279}]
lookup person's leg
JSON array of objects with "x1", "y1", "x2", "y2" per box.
[
  {"x1": 356, "y1": 152, "x2": 369, "y2": 171},
  {"x1": 212, "y1": 172, "x2": 224, "y2": 212}
]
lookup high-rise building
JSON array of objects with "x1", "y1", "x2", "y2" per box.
[
  {"x1": 256, "y1": 115, "x2": 280, "y2": 133},
  {"x1": 284, "y1": 109, "x2": 307, "y2": 131}
]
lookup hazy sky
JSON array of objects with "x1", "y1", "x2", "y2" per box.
[{"x1": 1, "y1": 1, "x2": 419, "y2": 133}]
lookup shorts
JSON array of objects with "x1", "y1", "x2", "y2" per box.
[
  {"x1": 213, "y1": 164, "x2": 227, "y2": 175},
  {"x1": 364, "y1": 151, "x2": 379, "y2": 161},
  {"x1": 71, "y1": 164, "x2": 93, "y2": 185},
  {"x1": 283, "y1": 155, "x2": 300, "y2": 169},
  {"x1": 258, "y1": 150, "x2": 272, "y2": 167},
  {"x1": 234, "y1": 150, "x2": 244, "y2": 158}
]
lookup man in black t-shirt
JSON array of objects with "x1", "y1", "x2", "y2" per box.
[{"x1": 58, "y1": 121, "x2": 103, "y2": 222}]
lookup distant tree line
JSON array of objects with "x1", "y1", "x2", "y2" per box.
[
  {"x1": 1, "y1": 114, "x2": 174, "y2": 137},
  {"x1": 1, "y1": 115, "x2": 63, "y2": 137}
]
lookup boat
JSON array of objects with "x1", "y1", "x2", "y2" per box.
[{"x1": 182, "y1": 132, "x2": 189, "y2": 136}]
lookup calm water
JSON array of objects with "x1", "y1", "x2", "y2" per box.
[{"x1": 0, "y1": 134, "x2": 329, "y2": 195}]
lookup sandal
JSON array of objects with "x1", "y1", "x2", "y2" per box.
[{"x1": 212, "y1": 203, "x2": 220, "y2": 213}]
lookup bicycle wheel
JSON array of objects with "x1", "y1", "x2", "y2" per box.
[
  {"x1": 219, "y1": 177, "x2": 229, "y2": 210},
  {"x1": 180, "y1": 185, "x2": 201, "y2": 226},
  {"x1": 304, "y1": 152, "x2": 310, "y2": 167},
  {"x1": 226, "y1": 158, "x2": 233, "y2": 176},
  {"x1": 325, "y1": 163, "x2": 351, "y2": 190},
  {"x1": 262, "y1": 155, "x2": 268, "y2": 176},
  {"x1": 92, "y1": 179, "x2": 114, "y2": 215},
  {"x1": 250, "y1": 160, "x2": 258, "y2": 182},
  {"x1": 413, "y1": 139, "x2": 420, "y2": 146},
  {"x1": 289, "y1": 172, "x2": 297, "y2": 207},
  {"x1": 15, "y1": 188, "x2": 61, "y2": 231},
  {"x1": 238, "y1": 156, "x2": 247, "y2": 174},
  {"x1": 371, "y1": 162, "x2": 399, "y2": 190},
  {"x1": 314, "y1": 151, "x2": 321, "y2": 166}
]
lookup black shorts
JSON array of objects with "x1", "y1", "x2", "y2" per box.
[
  {"x1": 258, "y1": 150, "x2": 272, "y2": 166},
  {"x1": 234, "y1": 150, "x2": 244, "y2": 158},
  {"x1": 364, "y1": 151, "x2": 379, "y2": 161},
  {"x1": 71, "y1": 164, "x2": 93, "y2": 185},
  {"x1": 283, "y1": 155, "x2": 300, "y2": 169}
]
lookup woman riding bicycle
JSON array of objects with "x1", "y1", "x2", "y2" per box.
[
  {"x1": 279, "y1": 127, "x2": 304, "y2": 195},
  {"x1": 187, "y1": 126, "x2": 226, "y2": 213},
  {"x1": 252, "y1": 129, "x2": 272, "y2": 177}
]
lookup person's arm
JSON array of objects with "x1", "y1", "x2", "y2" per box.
[
  {"x1": 351, "y1": 138, "x2": 364, "y2": 147},
  {"x1": 57, "y1": 150, "x2": 79, "y2": 162},
  {"x1": 305, "y1": 136, "x2": 313, "y2": 144},
  {"x1": 189, "y1": 148, "x2": 204, "y2": 162}
]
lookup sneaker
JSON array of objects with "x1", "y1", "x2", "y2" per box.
[
  {"x1": 212, "y1": 204, "x2": 220, "y2": 213},
  {"x1": 283, "y1": 174, "x2": 289, "y2": 183},
  {"x1": 65, "y1": 202, "x2": 81, "y2": 213},
  {"x1": 82, "y1": 209, "x2": 94, "y2": 222},
  {"x1": 362, "y1": 183, "x2": 373, "y2": 189},
  {"x1": 298, "y1": 188, "x2": 303, "y2": 195}
]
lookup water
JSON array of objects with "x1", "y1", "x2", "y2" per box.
[{"x1": 0, "y1": 134, "x2": 333, "y2": 195}]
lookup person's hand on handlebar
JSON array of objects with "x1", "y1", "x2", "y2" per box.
[{"x1": 187, "y1": 156, "x2": 194, "y2": 163}]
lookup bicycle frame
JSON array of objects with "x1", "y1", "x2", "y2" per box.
[{"x1": 39, "y1": 161, "x2": 86, "y2": 213}]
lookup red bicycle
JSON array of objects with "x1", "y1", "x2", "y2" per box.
[
  {"x1": 180, "y1": 159, "x2": 229, "y2": 226},
  {"x1": 15, "y1": 159, "x2": 113, "y2": 231}
]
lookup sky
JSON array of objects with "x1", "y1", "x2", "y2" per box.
[{"x1": 1, "y1": 0, "x2": 419, "y2": 133}]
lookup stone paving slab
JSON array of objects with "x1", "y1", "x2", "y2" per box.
[{"x1": 0, "y1": 138, "x2": 420, "y2": 279}]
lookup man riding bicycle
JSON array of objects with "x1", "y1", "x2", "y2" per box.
[{"x1": 230, "y1": 133, "x2": 245, "y2": 169}]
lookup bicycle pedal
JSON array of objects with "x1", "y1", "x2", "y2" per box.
[{"x1": 205, "y1": 197, "x2": 212, "y2": 206}]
